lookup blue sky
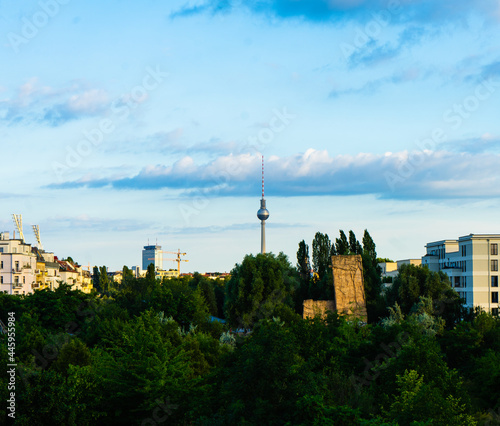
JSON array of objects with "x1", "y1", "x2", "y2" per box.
[{"x1": 1, "y1": 0, "x2": 500, "y2": 272}]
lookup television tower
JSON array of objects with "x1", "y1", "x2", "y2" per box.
[{"x1": 257, "y1": 155, "x2": 269, "y2": 254}]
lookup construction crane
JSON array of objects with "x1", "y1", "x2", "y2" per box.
[
  {"x1": 12, "y1": 214, "x2": 25, "y2": 243},
  {"x1": 32, "y1": 225, "x2": 43, "y2": 250},
  {"x1": 164, "y1": 249, "x2": 189, "y2": 274},
  {"x1": 149, "y1": 249, "x2": 189, "y2": 274}
]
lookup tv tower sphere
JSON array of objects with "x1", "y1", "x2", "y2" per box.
[{"x1": 257, "y1": 202, "x2": 269, "y2": 221}]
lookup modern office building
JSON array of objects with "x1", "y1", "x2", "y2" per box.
[
  {"x1": 422, "y1": 234, "x2": 500, "y2": 315},
  {"x1": 142, "y1": 244, "x2": 163, "y2": 271}
]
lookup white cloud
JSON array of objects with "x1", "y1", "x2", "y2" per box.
[{"x1": 46, "y1": 147, "x2": 500, "y2": 201}]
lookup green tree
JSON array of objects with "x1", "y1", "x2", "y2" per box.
[
  {"x1": 193, "y1": 273, "x2": 218, "y2": 317},
  {"x1": 225, "y1": 253, "x2": 298, "y2": 328},
  {"x1": 89, "y1": 310, "x2": 196, "y2": 425},
  {"x1": 385, "y1": 370, "x2": 476, "y2": 426},
  {"x1": 362, "y1": 229, "x2": 376, "y2": 259},
  {"x1": 296, "y1": 240, "x2": 311, "y2": 282},
  {"x1": 335, "y1": 230, "x2": 349, "y2": 255},
  {"x1": 312, "y1": 232, "x2": 332, "y2": 280},
  {"x1": 92, "y1": 266, "x2": 100, "y2": 292},
  {"x1": 145, "y1": 262, "x2": 156, "y2": 284},
  {"x1": 121, "y1": 265, "x2": 134, "y2": 287},
  {"x1": 349, "y1": 230, "x2": 363, "y2": 255},
  {"x1": 387, "y1": 264, "x2": 461, "y2": 320},
  {"x1": 96, "y1": 266, "x2": 110, "y2": 294},
  {"x1": 52, "y1": 337, "x2": 91, "y2": 374}
]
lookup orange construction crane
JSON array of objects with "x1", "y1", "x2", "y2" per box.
[{"x1": 149, "y1": 249, "x2": 189, "y2": 274}]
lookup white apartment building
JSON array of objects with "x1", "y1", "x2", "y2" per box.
[
  {"x1": 0, "y1": 231, "x2": 93, "y2": 294},
  {"x1": 0, "y1": 232, "x2": 37, "y2": 295},
  {"x1": 422, "y1": 234, "x2": 500, "y2": 315}
]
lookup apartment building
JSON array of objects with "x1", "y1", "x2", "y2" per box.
[
  {"x1": 0, "y1": 232, "x2": 37, "y2": 295},
  {"x1": 422, "y1": 234, "x2": 500, "y2": 315},
  {"x1": 0, "y1": 231, "x2": 92, "y2": 294},
  {"x1": 58, "y1": 259, "x2": 93, "y2": 293}
]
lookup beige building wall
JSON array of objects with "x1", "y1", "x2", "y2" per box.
[{"x1": 331, "y1": 255, "x2": 367, "y2": 321}]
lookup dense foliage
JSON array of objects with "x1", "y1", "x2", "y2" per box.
[{"x1": 1, "y1": 234, "x2": 499, "y2": 425}]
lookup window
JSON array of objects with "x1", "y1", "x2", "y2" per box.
[
  {"x1": 462, "y1": 245, "x2": 466, "y2": 256},
  {"x1": 14, "y1": 277, "x2": 19, "y2": 284},
  {"x1": 492, "y1": 276, "x2": 499, "y2": 287},
  {"x1": 492, "y1": 292, "x2": 499, "y2": 304},
  {"x1": 23, "y1": 276, "x2": 25, "y2": 284},
  {"x1": 492, "y1": 243, "x2": 498, "y2": 255},
  {"x1": 492, "y1": 260, "x2": 498, "y2": 272},
  {"x1": 0, "y1": 276, "x2": 2, "y2": 284},
  {"x1": 0, "y1": 261, "x2": 3, "y2": 269},
  {"x1": 493, "y1": 308, "x2": 499, "y2": 316}
]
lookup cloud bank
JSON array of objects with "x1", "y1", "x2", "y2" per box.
[{"x1": 47, "y1": 147, "x2": 500, "y2": 200}]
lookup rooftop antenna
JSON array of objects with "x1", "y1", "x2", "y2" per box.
[
  {"x1": 12, "y1": 214, "x2": 25, "y2": 243},
  {"x1": 32, "y1": 225, "x2": 43, "y2": 250},
  {"x1": 256, "y1": 155, "x2": 269, "y2": 254}
]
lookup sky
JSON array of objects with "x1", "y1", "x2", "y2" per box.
[{"x1": 1, "y1": 0, "x2": 500, "y2": 273}]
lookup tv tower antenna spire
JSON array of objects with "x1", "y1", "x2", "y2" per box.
[{"x1": 257, "y1": 155, "x2": 269, "y2": 254}]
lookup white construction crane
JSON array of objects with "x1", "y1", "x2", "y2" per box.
[
  {"x1": 32, "y1": 225, "x2": 43, "y2": 250},
  {"x1": 12, "y1": 214, "x2": 25, "y2": 243}
]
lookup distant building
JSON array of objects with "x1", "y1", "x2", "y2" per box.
[
  {"x1": 155, "y1": 269, "x2": 178, "y2": 279},
  {"x1": 0, "y1": 230, "x2": 92, "y2": 295},
  {"x1": 132, "y1": 266, "x2": 145, "y2": 278},
  {"x1": 142, "y1": 245, "x2": 162, "y2": 271},
  {"x1": 0, "y1": 232, "x2": 37, "y2": 295},
  {"x1": 58, "y1": 259, "x2": 93, "y2": 293},
  {"x1": 379, "y1": 259, "x2": 422, "y2": 280},
  {"x1": 422, "y1": 234, "x2": 500, "y2": 315},
  {"x1": 203, "y1": 272, "x2": 230, "y2": 280},
  {"x1": 33, "y1": 248, "x2": 62, "y2": 291}
]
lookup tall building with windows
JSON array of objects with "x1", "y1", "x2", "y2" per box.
[
  {"x1": 142, "y1": 244, "x2": 163, "y2": 271},
  {"x1": 422, "y1": 234, "x2": 500, "y2": 315}
]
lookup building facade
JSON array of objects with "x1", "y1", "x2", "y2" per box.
[
  {"x1": 0, "y1": 232, "x2": 37, "y2": 295},
  {"x1": 422, "y1": 234, "x2": 500, "y2": 315},
  {"x1": 142, "y1": 245, "x2": 163, "y2": 271},
  {"x1": 0, "y1": 231, "x2": 93, "y2": 295}
]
